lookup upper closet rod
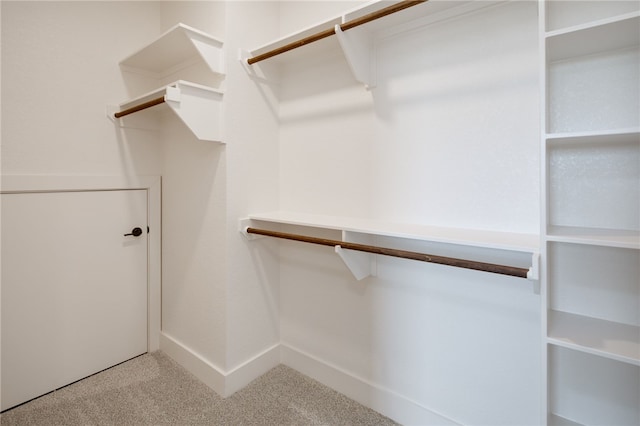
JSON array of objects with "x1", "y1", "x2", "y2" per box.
[
  {"x1": 246, "y1": 0, "x2": 427, "y2": 65},
  {"x1": 246, "y1": 227, "x2": 530, "y2": 279},
  {"x1": 114, "y1": 96, "x2": 165, "y2": 118}
]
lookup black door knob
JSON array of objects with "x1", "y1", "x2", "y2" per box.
[{"x1": 124, "y1": 227, "x2": 143, "y2": 237}]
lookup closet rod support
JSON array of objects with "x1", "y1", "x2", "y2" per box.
[
  {"x1": 114, "y1": 96, "x2": 166, "y2": 119},
  {"x1": 246, "y1": 0, "x2": 427, "y2": 65},
  {"x1": 245, "y1": 227, "x2": 530, "y2": 279}
]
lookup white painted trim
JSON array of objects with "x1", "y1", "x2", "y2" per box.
[
  {"x1": 156, "y1": 335, "x2": 463, "y2": 424},
  {"x1": 281, "y1": 343, "x2": 460, "y2": 426},
  {"x1": 146, "y1": 177, "x2": 162, "y2": 352},
  {"x1": 159, "y1": 332, "x2": 280, "y2": 398},
  {"x1": 224, "y1": 344, "x2": 281, "y2": 397},
  {"x1": 159, "y1": 332, "x2": 226, "y2": 396},
  {"x1": 0, "y1": 175, "x2": 162, "y2": 354}
]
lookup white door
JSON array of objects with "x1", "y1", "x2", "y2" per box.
[{"x1": 1, "y1": 190, "x2": 148, "y2": 411}]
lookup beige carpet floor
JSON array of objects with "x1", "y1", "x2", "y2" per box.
[{"x1": 0, "y1": 351, "x2": 398, "y2": 425}]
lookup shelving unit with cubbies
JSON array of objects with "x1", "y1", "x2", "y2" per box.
[{"x1": 540, "y1": 1, "x2": 640, "y2": 424}]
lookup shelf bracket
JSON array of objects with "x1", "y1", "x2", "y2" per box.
[
  {"x1": 238, "y1": 49, "x2": 254, "y2": 73},
  {"x1": 335, "y1": 231, "x2": 377, "y2": 281},
  {"x1": 334, "y1": 24, "x2": 375, "y2": 90},
  {"x1": 239, "y1": 218, "x2": 265, "y2": 240},
  {"x1": 527, "y1": 252, "x2": 540, "y2": 281},
  {"x1": 528, "y1": 252, "x2": 541, "y2": 294},
  {"x1": 163, "y1": 82, "x2": 223, "y2": 142}
]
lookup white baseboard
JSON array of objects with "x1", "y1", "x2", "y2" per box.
[
  {"x1": 159, "y1": 332, "x2": 280, "y2": 398},
  {"x1": 280, "y1": 343, "x2": 460, "y2": 426},
  {"x1": 159, "y1": 332, "x2": 226, "y2": 396},
  {"x1": 224, "y1": 343, "x2": 281, "y2": 397},
  {"x1": 159, "y1": 334, "x2": 459, "y2": 425}
]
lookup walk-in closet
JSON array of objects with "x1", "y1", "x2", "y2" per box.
[{"x1": 1, "y1": 1, "x2": 638, "y2": 424}]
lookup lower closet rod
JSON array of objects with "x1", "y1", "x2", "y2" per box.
[
  {"x1": 114, "y1": 96, "x2": 165, "y2": 118},
  {"x1": 246, "y1": 227, "x2": 529, "y2": 279}
]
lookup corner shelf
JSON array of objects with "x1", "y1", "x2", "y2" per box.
[
  {"x1": 110, "y1": 80, "x2": 224, "y2": 143},
  {"x1": 111, "y1": 23, "x2": 225, "y2": 142},
  {"x1": 240, "y1": 211, "x2": 539, "y2": 282},
  {"x1": 120, "y1": 23, "x2": 224, "y2": 78}
]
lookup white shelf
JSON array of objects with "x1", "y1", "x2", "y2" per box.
[
  {"x1": 546, "y1": 12, "x2": 640, "y2": 62},
  {"x1": 548, "y1": 310, "x2": 640, "y2": 366},
  {"x1": 120, "y1": 23, "x2": 224, "y2": 77},
  {"x1": 112, "y1": 80, "x2": 224, "y2": 143},
  {"x1": 546, "y1": 226, "x2": 640, "y2": 249},
  {"x1": 546, "y1": 128, "x2": 640, "y2": 145},
  {"x1": 248, "y1": 211, "x2": 539, "y2": 254},
  {"x1": 244, "y1": 211, "x2": 538, "y2": 282},
  {"x1": 243, "y1": 0, "x2": 502, "y2": 88},
  {"x1": 545, "y1": 1, "x2": 640, "y2": 33},
  {"x1": 248, "y1": 0, "x2": 470, "y2": 58},
  {"x1": 549, "y1": 345, "x2": 640, "y2": 426},
  {"x1": 548, "y1": 414, "x2": 582, "y2": 426}
]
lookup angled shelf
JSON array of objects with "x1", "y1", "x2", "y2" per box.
[
  {"x1": 113, "y1": 23, "x2": 225, "y2": 143},
  {"x1": 120, "y1": 23, "x2": 224, "y2": 77},
  {"x1": 111, "y1": 80, "x2": 224, "y2": 143}
]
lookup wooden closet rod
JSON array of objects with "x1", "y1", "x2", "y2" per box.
[
  {"x1": 114, "y1": 96, "x2": 165, "y2": 118},
  {"x1": 247, "y1": 0, "x2": 427, "y2": 65},
  {"x1": 246, "y1": 227, "x2": 530, "y2": 279}
]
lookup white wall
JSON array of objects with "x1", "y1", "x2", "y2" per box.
[
  {"x1": 1, "y1": 1, "x2": 163, "y2": 176},
  {"x1": 370, "y1": 3, "x2": 540, "y2": 232},
  {"x1": 223, "y1": 2, "x2": 281, "y2": 373},
  {"x1": 275, "y1": 1, "x2": 542, "y2": 424}
]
